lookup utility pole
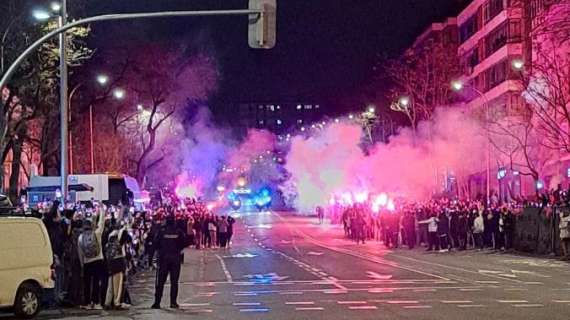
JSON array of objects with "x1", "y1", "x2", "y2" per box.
[{"x1": 59, "y1": 0, "x2": 69, "y2": 201}]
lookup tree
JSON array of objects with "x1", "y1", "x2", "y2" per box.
[
  {"x1": 384, "y1": 39, "x2": 460, "y2": 135},
  {"x1": 115, "y1": 44, "x2": 218, "y2": 185}
]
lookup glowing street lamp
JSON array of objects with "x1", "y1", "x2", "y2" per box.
[
  {"x1": 112, "y1": 88, "x2": 125, "y2": 100},
  {"x1": 511, "y1": 58, "x2": 524, "y2": 71},
  {"x1": 50, "y1": 2, "x2": 62, "y2": 12},
  {"x1": 32, "y1": 9, "x2": 51, "y2": 21},
  {"x1": 137, "y1": 104, "x2": 144, "y2": 111},
  {"x1": 348, "y1": 114, "x2": 354, "y2": 119},
  {"x1": 451, "y1": 80, "x2": 464, "y2": 92},
  {"x1": 96, "y1": 74, "x2": 109, "y2": 85},
  {"x1": 367, "y1": 105, "x2": 376, "y2": 113}
]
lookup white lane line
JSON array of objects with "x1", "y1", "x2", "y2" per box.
[
  {"x1": 296, "y1": 307, "x2": 324, "y2": 311},
  {"x1": 215, "y1": 254, "x2": 233, "y2": 283},
  {"x1": 457, "y1": 305, "x2": 485, "y2": 308},
  {"x1": 286, "y1": 302, "x2": 315, "y2": 305},
  {"x1": 505, "y1": 288, "x2": 528, "y2": 291},
  {"x1": 404, "y1": 305, "x2": 432, "y2": 309},
  {"x1": 414, "y1": 289, "x2": 436, "y2": 292},
  {"x1": 475, "y1": 281, "x2": 500, "y2": 284},
  {"x1": 460, "y1": 288, "x2": 482, "y2": 292},
  {"x1": 387, "y1": 300, "x2": 419, "y2": 304},
  {"x1": 233, "y1": 302, "x2": 261, "y2": 306},
  {"x1": 179, "y1": 303, "x2": 211, "y2": 307},
  {"x1": 280, "y1": 291, "x2": 303, "y2": 295},
  {"x1": 323, "y1": 289, "x2": 348, "y2": 294},
  {"x1": 337, "y1": 301, "x2": 367, "y2": 305},
  {"x1": 234, "y1": 293, "x2": 258, "y2": 296},
  {"x1": 553, "y1": 300, "x2": 570, "y2": 303},
  {"x1": 349, "y1": 306, "x2": 378, "y2": 310},
  {"x1": 239, "y1": 308, "x2": 270, "y2": 312},
  {"x1": 441, "y1": 300, "x2": 473, "y2": 304},
  {"x1": 513, "y1": 304, "x2": 544, "y2": 308},
  {"x1": 498, "y1": 300, "x2": 529, "y2": 303},
  {"x1": 524, "y1": 282, "x2": 543, "y2": 285},
  {"x1": 192, "y1": 309, "x2": 214, "y2": 313}
]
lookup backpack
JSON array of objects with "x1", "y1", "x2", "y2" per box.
[
  {"x1": 80, "y1": 230, "x2": 100, "y2": 259},
  {"x1": 105, "y1": 233, "x2": 126, "y2": 274},
  {"x1": 105, "y1": 234, "x2": 122, "y2": 262}
]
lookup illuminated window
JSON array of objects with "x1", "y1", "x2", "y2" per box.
[
  {"x1": 276, "y1": 119, "x2": 282, "y2": 125},
  {"x1": 297, "y1": 119, "x2": 303, "y2": 124},
  {"x1": 296, "y1": 105, "x2": 302, "y2": 110}
]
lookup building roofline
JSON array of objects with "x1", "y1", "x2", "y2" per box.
[{"x1": 413, "y1": 17, "x2": 457, "y2": 48}]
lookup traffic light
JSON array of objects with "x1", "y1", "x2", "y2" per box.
[{"x1": 248, "y1": 0, "x2": 276, "y2": 49}]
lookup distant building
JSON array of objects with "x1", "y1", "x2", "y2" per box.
[{"x1": 226, "y1": 102, "x2": 326, "y2": 136}]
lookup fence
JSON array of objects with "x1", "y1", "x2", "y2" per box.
[{"x1": 513, "y1": 206, "x2": 566, "y2": 255}]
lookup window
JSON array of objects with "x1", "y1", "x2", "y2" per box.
[
  {"x1": 296, "y1": 105, "x2": 302, "y2": 110},
  {"x1": 460, "y1": 14, "x2": 478, "y2": 43},
  {"x1": 304, "y1": 105, "x2": 312, "y2": 109},
  {"x1": 483, "y1": 0, "x2": 504, "y2": 23},
  {"x1": 276, "y1": 119, "x2": 282, "y2": 125},
  {"x1": 485, "y1": 60, "x2": 508, "y2": 91},
  {"x1": 297, "y1": 119, "x2": 303, "y2": 124},
  {"x1": 484, "y1": 20, "x2": 521, "y2": 58}
]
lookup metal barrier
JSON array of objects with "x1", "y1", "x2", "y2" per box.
[{"x1": 513, "y1": 206, "x2": 565, "y2": 255}]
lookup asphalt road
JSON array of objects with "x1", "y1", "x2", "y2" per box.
[{"x1": 6, "y1": 211, "x2": 570, "y2": 320}]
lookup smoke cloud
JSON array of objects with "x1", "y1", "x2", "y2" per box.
[{"x1": 283, "y1": 107, "x2": 486, "y2": 212}]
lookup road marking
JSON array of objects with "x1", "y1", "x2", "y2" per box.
[
  {"x1": 233, "y1": 302, "x2": 261, "y2": 306},
  {"x1": 498, "y1": 300, "x2": 529, "y2": 303},
  {"x1": 387, "y1": 300, "x2": 419, "y2": 304},
  {"x1": 457, "y1": 305, "x2": 485, "y2": 308},
  {"x1": 404, "y1": 305, "x2": 432, "y2": 309},
  {"x1": 239, "y1": 308, "x2": 270, "y2": 312},
  {"x1": 460, "y1": 288, "x2": 482, "y2": 292},
  {"x1": 179, "y1": 303, "x2": 211, "y2": 307},
  {"x1": 215, "y1": 254, "x2": 233, "y2": 283},
  {"x1": 475, "y1": 280, "x2": 500, "y2": 284},
  {"x1": 513, "y1": 304, "x2": 544, "y2": 308},
  {"x1": 286, "y1": 301, "x2": 315, "y2": 305},
  {"x1": 368, "y1": 288, "x2": 394, "y2": 293},
  {"x1": 295, "y1": 307, "x2": 324, "y2": 311},
  {"x1": 505, "y1": 288, "x2": 528, "y2": 291},
  {"x1": 324, "y1": 289, "x2": 348, "y2": 294},
  {"x1": 553, "y1": 300, "x2": 570, "y2": 303},
  {"x1": 523, "y1": 282, "x2": 543, "y2": 285},
  {"x1": 349, "y1": 306, "x2": 378, "y2": 310},
  {"x1": 414, "y1": 289, "x2": 436, "y2": 292},
  {"x1": 442, "y1": 300, "x2": 473, "y2": 304},
  {"x1": 366, "y1": 271, "x2": 393, "y2": 280},
  {"x1": 191, "y1": 309, "x2": 213, "y2": 313},
  {"x1": 280, "y1": 292, "x2": 303, "y2": 295},
  {"x1": 234, "y1": 293, "x2": 258, "y2": 296},
  {"x1": 337, "y1": 301, "x2": 367, "y2": 305}
]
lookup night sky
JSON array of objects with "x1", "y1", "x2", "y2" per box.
[{"x1": 84, "y1": 0, "x2": 468, "y2": 114}]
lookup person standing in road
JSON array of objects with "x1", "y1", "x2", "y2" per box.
[
  {"x1": 151, "y1": 215, "x2": 186, "y2": 309},
  {"x1": 78, "y1": 207, "x2": 106, "y2": 310},
  {"x1": 473, "y1": 210, "x2": 485, "y2": 250},
  {"x1": 218, "y1": 216, "x2": 229, "y2": 248},
  {"x1": 559, "y1": 210, "x2": 570, "y2": 260}
]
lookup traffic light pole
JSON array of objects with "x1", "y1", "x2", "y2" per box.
[{"x1": 0, "y1": 8, "x2": 268, "y2": 201}]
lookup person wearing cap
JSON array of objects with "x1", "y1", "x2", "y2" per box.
[{"x1": 151, "y1": 214, "x2": 186, "y2": 309}]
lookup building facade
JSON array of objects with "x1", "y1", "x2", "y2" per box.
[{"x1": 229, "y1": 102, "x2": 325, "y2": 136}]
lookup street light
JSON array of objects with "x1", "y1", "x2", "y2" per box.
[
  {"x1": 348, "y1": 114, "x2": 354, "y2": 119},
  {"x1": 50, "y1": 2, "x2": 62, "y2": 12},
  {"x1": 96, "y1": 74, "x2": 109, "y2": 85},
  {"x1": 32, "y1": 9, "x2": 51, "y2": 21},
  {"x1": 511, "y1": 58, "x2": 524, "y2": 71},
  {"x1": 113, "y1": 88, "x2": 126, "y2": 99},
  {"x1": 368, "y1": 105, "x2": 376, "y2": 113},
  {"x1": 137, "y1": 104, "x2": 144, "y2": 111},
  {"x1": 451, "y1": 79, "x2": 491, "y2": 206}
]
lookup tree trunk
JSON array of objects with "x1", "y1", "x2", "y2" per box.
[{"x1": 8, "y1": 132, "x2": 23, "y2": 204}]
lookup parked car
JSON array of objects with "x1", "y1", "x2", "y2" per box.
[{"x1": 0, "y1": 216, "x2": 54, "y2": 318}]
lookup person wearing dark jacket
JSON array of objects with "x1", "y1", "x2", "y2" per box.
[
  {"x1": 151, "y1": 215, "x2": 186, "y2": 309},
  {"x1": 437, "y1": 212, "x2": 450, "y2": 252}
]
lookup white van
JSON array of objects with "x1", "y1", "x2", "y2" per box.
[{"x1": 0, "y1": 216, "x2": 54, "y2": 318}]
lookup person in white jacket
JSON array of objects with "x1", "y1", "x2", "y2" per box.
[
  {"x1": 419, "y1": 214, "x2": 439, "y2": 251},
  {"x1": 472, "y1": 211, "x2": 485, "y2": 250},
  {"x1": 78, "y1": 207, "x2": 106, "y2": 310}
]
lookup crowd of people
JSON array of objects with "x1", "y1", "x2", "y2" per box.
[
  {"x1": 333, "y1": 194, "x2": 570, "y2": 259},
  {"x1": 37, "y1": 197, "x2": 235, "y2": 311}
]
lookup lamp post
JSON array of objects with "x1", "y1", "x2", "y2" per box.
[{"x1": 451, "y1": 80, "x2": 491, "y2": 206}]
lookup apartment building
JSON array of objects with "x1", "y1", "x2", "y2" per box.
[{"x1": 457, "y1": 0, "x2": 525, "y2": 117}]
